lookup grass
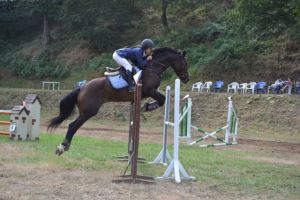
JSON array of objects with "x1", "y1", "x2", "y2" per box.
[{"x1": 0, "y1": 133, "x2": 299, "y2": 199}]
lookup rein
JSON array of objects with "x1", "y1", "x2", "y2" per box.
[
  {"x1": 151, "y1": 59, "x2": 167, "y2": 68},
  {"x1": 144, "y1": 60, "x2": 168, "y2": 77}
]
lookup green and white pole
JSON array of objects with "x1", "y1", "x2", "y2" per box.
[
  {"x1": 188, "y1": 96, "x2": 239, "y2": 147},
  {"x1": 179, "y1": 98, "x2": 192, "y2": 144}
]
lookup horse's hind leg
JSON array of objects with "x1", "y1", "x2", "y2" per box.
[
  {"x1": 55, "y1": 77, "x2": 107, "y2": 155},
  {"x1": 55, "y1": 108, "x2": 100, "y2": 155}
]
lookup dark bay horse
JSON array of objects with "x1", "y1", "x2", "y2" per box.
[{"x1": 48, "y1": 47, "x2": 189, "y2": 155}]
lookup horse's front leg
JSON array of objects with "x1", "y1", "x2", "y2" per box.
[{"x1": 143, "y1": 90, "x2": 165, "y2": 112}]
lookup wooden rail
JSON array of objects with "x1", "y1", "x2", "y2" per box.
[{"x1": 0, "y1": 110, "x2": 12, "y2": 115}]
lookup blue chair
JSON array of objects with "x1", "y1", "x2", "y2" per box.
[
  {"x1": 214, "y1": 80, "x2": 224, "y2": 92},
  {"x1": 256, "y1": 81, "x2": 266, "y2": 94},
  {"x1": 74, "y1": 80, "x2": 87, "y2": 89}
]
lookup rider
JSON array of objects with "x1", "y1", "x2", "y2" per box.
[{"x1": 112, "y1": 39, "x2": 154, "y2": 92}]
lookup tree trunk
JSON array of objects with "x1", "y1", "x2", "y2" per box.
[
  {"x1": 5, "y1": 0, "x2": 12, "y2": 38},
  {"x1": 42, "y1": 0, "x2": 51, "y2": 46},
  {"x1": 161, "y1": 0, "x2": 169, "y2": 30}
]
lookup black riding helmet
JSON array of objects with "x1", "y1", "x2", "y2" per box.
[{"x1": 141, "y1": 39, "x2": 155, "y2": 49}]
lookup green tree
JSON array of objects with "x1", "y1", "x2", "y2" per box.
[{"x1": 237, "y1": 0, "x2": 297, "y2": 36}]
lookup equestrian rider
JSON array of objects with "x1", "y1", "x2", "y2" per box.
[{"x1": 113, "y1": 39, "x2": 154, "y2": 92}]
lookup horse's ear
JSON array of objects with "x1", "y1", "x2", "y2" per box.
[{"x1": 182, "y1": 50, "x2": 186, "y2": 58}]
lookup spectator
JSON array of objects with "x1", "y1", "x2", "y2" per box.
[
  {"x1": 282, "y1": 78, "x2": 293, "y2": 94},
  {"x1": 272, "y1": 78, "x2": 284, "y2": 94},
  {"x1": 295, "y1": 78, "x2": 300, "y2": 94}
]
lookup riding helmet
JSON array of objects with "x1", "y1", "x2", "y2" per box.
[{"x1": 141, "y1": 39, "x2": 155, "y2": 49}]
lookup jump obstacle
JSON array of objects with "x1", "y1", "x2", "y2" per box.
[
  {"x1": 152, "y1": 79, "x2": 239, "y2": 182},
  {"x1": 0, "y1": 110, "x2": 13, "y2": 136},
  {"x1": 154, "y1": 79, "x2": 196, "y2": 183},
  {"x1": 179, "y1": 96, "x2": 239, "y2": 147},
  {"x1": 0, "y1": 94, "x2": 41, "y2": 140},
  {"x1": 113, "y1": 80, "x2": 154, "y2": 184}
]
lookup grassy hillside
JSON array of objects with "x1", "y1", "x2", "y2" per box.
[
  {"x1": 0, "y1": 88, "x2": 299, "y2": 143},
  {"x1": 0, "y1": 0, "x2": 300, "y2": 88}
]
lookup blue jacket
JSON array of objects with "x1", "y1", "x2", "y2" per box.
[{"x1": 116, "y1": 47, "x2": 148, "y2": 67}]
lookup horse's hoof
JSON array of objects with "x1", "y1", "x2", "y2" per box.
[
  {"x1": 55, "y1": 144, "x2": 65, "y2": 156},
  {"x1": 146, "y1": 102, "x2": 159, "y2": 111},
  {"x1": 141, "y1": 104, "x2": 148, "y2": 112},
  {"x1": 55, "y1": 149, "x2": 63, "y2": 156}
]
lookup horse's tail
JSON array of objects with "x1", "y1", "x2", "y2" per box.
[{"x1": 47, "y1": 88, "x2": 80, "y2": 132}]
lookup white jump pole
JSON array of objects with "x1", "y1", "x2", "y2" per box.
[
  {"x1": 229, "y1": 97, "x2": 239, "y2": 144},
  {"x1": 150, "y1": 86, "x2": 172, "y2": 165},
  {"x1": 158, "y1": 79, "x2": 195, "y2": 183},
  {"x1": 224, "y1": 97, "x2": 232, "y2": 143},
  {"x1": 186, "y1": 98, "x2": 192, "y2": 144}
]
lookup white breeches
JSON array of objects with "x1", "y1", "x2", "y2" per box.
[{"x1": 113, "y1": 51, "x2": 133, "y2": 72}]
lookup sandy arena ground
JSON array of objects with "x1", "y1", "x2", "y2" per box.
[{"x1": 0, "y1": 126, "x2": 299, "y2": 200}]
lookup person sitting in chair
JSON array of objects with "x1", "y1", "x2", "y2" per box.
[
  {"x1": 112, "y1": 39, "x2": 154, "y2": 92},
  {"x1": 273, "y1": 78, "x2": 284, "y2": 94}
]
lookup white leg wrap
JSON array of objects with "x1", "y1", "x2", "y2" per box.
[{"x1": 57, "y1": 144, "x2": 65, "y2": 153}]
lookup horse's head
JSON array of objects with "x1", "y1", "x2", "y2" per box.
[
  {"x1": 152, "y1": 48, "x2": 189, "y2": 83},
  {"x1": 173, "y1": 50, "x2": 189, "y2": 83}
]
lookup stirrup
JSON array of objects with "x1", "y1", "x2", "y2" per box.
[{"x1": 127, "y1": 80, "x2": 136, "y2": 92}]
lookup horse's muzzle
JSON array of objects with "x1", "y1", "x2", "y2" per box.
[{"x1": 181, "y1": 76, "x2": 190, "y2": 83}]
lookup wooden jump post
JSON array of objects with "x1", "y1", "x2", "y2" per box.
[{"x1": 113, "y1": 80, "x2": 154, "y2": 184}]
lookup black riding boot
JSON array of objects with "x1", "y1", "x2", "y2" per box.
[{"x1": 125, "y1": 70, "x2": 135, "y2": 92}]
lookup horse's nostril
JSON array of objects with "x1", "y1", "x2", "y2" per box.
[{"x1": 182, "y1": 77, "x2": 189, "y2": 83}]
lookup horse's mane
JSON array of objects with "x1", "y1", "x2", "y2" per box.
[{"x1": 153, "y1": 47, "x2": 180, "y2": 55}]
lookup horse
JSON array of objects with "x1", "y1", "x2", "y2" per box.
[{"x1": 47, "y1": 47, "x2": 189, "y2": 155}]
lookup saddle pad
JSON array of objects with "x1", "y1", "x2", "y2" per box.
[
  {"x1": 106, "y1": 66, "x2": 142, "y2": 90},
  {"x1": 107, "y1": 75, "x2": 128, "y2": 89}
]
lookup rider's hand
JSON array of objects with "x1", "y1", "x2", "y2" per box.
[{"x1": 147, "y1": 56, "x2": 152, "y2": 61}]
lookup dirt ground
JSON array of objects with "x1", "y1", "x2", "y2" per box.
[
  {"x1": 0, "y1": 125, "x2": 299, "y2": 200},
  {"x1": 0, "y1": 163, "x2": 251, "y2": 200}
]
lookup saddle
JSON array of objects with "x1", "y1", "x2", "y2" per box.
[
  {"x1": 104, "y1": 66, "x2": 140, "y2": 77},
  {"x1": 104, "y1": 66, "x2": 142, "y2": 90},
  {"x1": 104, "y1": 67, "x2": 122, "y2": 76}
]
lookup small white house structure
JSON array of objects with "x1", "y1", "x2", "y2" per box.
[
  {"x1": 24, "y1": 94, "x2": 41, "y2": 140},
  {"x1": 10, "y1": 105, "x2": 30, "y2": 140}
]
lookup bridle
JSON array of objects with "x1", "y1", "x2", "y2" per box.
[
  {"x1": 143, "y1": 59, "x2": 168, "y2": 76},
  {"x1": 150, "y1": 59, "x2": 167, "y2": 68},
  {"x1": 143, "y1": 52, "x2": 187, "y2": 81}
]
